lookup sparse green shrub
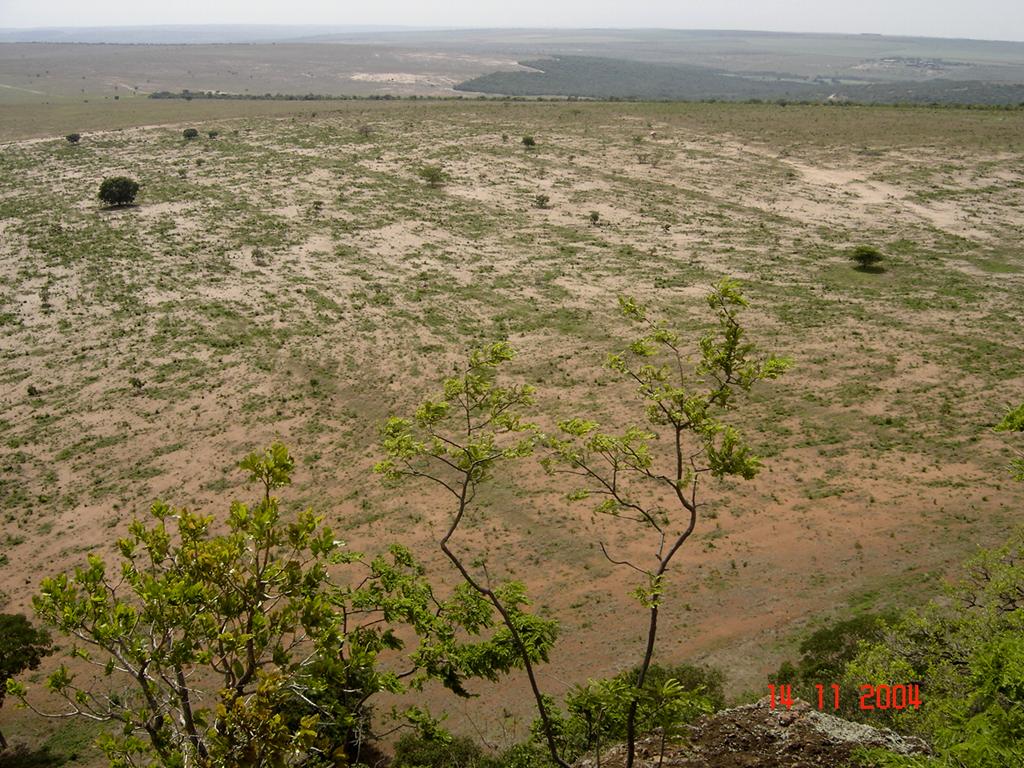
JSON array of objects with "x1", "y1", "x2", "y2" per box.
[
  {"x1": 97, "y1": 176, "x2": 139, "y2": 207},
  {"x1": 392, "y1": 733, "x2": 496, "y2": 768},
  {"x1": 534, "y1": 194, "x2": 550, "y2": 209},
  {"x1": 65, "y1": 133, "x2": 80, "y2": 144},
  {"x1": 589, "y1": 211, "x2": 600, "y2": 225},
  {"x1": 547, "y1": 663, "x2": 718, "y2": 766},
  {"x1": 850, "y1": 244, "x2": 884, "y2": 271},
  {"x1": 494, "y1": 743, "x2": 553, "y2": 768},
  {"x1": 996, "y1": 403, "x2": 1024, "y2": 480},
  {"x1": 640, "y1": 662, "x2": 726, "y2": 712},
  {"x1": 207, "y1": 130, "x2": 219, "y2": 139},
  {"x1": 417, "y1": 164, "x2": 448, "y2": 188},
  {"x1": 182, "y1": 127, "x2": 199, "y2": 140},
  {"x1": 522, "y1": 135, "x2": 536, "y2": 148}
]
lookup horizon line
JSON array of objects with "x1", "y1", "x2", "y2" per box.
[{"x1": 1, "y1": 24, "x2": 1023, "y2": 45}]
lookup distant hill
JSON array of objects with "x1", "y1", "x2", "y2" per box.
[
  {"x1": 0, "y1": 27, "x2": 1021, "y2": 105},
  {"x1": 456, "y1": 55, "x2": 1024, "y2": 105},
  {"x1": 0, "y1": 25, "x2": 428, "y2": 44}
]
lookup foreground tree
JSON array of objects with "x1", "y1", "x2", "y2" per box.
[
  {"x1": 65, "y1": 133, "x2": 81, "y2": 144},
  {"x1": 376, "y1": 342, "x2": 568, "y2": 767},
  {"x1": 846, "y1": 527, "x2": 1024, "y2": 768},
  {"x1": 0, "y1": 614, "x2": 52, "y2": 750},
  {"x1": 11, "y1": 443, "x2": 509, "y2": 767},
  {"x1": 544, "y1": 280, "x2": 789, "y2": 768},
  {"x1": 97, "y1": 176, "x2": 140, "y2": 207}
]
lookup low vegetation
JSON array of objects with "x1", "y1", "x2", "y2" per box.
[
  {"x1": 417, "y1": 164, "x2": 448, "y2": 188},
  {"x1": 0, "y1": 99, "x2": 1022, "y2": 767},
  {"x1": 995, "y1": 403, "x2": 1024, "y2": 480}
]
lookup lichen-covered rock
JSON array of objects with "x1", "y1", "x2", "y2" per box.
[{"x1": 572, "y1": 698, "x2": 930, "y2": 768}]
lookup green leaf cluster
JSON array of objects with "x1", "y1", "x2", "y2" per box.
[
  {"x1": 548, "y1": 280, "x2": 789, "y2": 520},
  {"x1": 845, "y1": 528, "x2": 1024, "y2": 767},
  {"x1": 97, "y1": 176, "x2": 140, "y2": 207},
  {"x1": 375, "y1": 342, "x2": 535, "y2": 490},
  {"x1": 543, "y1": 663, "x2": 719, "y2": 764},
  {"x1": 995, "y1": 404, "x2": 1024, "y2": 480},
  {"x1": 21, "y1": 443, "x2": 535, "y2": 767}
]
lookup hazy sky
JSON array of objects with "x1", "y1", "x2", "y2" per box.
[{"x1": 1, "y1": 0, "x2": 1023, "y2": 42}]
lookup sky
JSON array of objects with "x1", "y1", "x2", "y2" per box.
[{"x1": 1, "y1": 0, "x2": 1023, "y2": 42}]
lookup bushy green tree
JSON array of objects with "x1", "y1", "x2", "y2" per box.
[
  {"x1": 0, "y1": 614, "x2": 52, "y2": 750},
  {"x1": 787, "y1": 614, "x2": 891, "y2": 685},
  {"x1": 376, "y1": 343, "x2": 567, "y2": 768},
  {"x1": 182, "y1": 128, "x2": 199, "y2": 140},
  {"x1": 11, "y1": 444, "x2": 513, "y2": 768},
  {"x1": 543, "y1": 280, "x2": 789, "y2": 768},
  {"x1": 65, "y1": 133, "x2": 81, "y2": 144},
  {"x1": 97, "y1": 176, "x2": 140, "y2": 207},
  {"x1": 770, "y1": 613, "x2": 892, "y2": 714},
  {"x1": 850, "y1": 244, "x2": 884, "y2": 271},
  {"x1": 846, "y1": 528, "x2": 1024, "y2": 767}
]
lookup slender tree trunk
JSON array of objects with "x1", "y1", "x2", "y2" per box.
[
  {"x1": 625, "y1": 603, "x2": 660, "y2": 768},
  {"x1": 176, "y1": 666, "x2": 209, "y2": 762},
  {"x1": 440, "y1": 478, "x2": 570, "y2": 768}
]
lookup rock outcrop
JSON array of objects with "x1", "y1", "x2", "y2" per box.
[{"x1": 573, "y1": 697, "x2": 930, "y2": 768}]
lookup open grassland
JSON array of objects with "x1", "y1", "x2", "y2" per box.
[
  {"x1": 0, "y1": 98, "x2": 408, "y2": 144},
  {"x1": 1, "y1": 100, "x2": 1023, "y2": 760}
]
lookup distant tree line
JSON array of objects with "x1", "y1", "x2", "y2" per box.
[{"x1": 147, "y1": 86, "x2": 1024, "y2": 110}]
